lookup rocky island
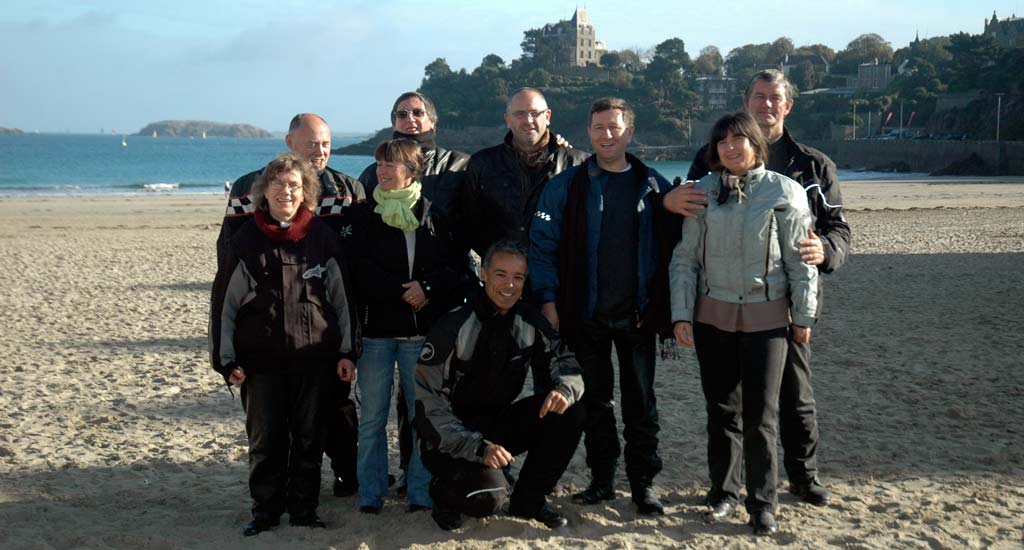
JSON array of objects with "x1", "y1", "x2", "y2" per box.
[
  {"x1": 0, "y1": 127, "x2": 25, "y2": 135},
  {"x1": 134, "y1": 120, "x2": 272, "y2": 138}
]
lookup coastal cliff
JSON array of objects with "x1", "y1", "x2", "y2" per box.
[
  {"x1": 135, "y1": 120, "x2": 272, "y2": 138},
  {"x1": 0, "y1": 127, "x2": 25, "y2": 135}
]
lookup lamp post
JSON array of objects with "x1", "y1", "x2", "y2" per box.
[
  {"x1": 995, "y1": 93, "x2": 1005, "y2": 142},
  {"x1": 899, "y1": 100, "x2": 904, "y2": 140},
  {"x1": 852, "y1": 101, "x2": 857, "y2": 140}
]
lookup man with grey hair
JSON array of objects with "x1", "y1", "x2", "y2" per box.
[
  {"x1": 217, "y1": 112, "x2": 365, "y2": 500},
  {"x1": 453, "y1": 87, "x2": 586, "y2": 260},
  {"x1": 664, "y1": 69, "x2": 851, "y2": 516},
  {"x1": 358, "y1": 92, "x2": 469, "y2": 214}
]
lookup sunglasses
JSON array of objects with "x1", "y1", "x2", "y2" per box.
[{"x1": 395, "y1": 109, "x2": 427, "y2": 119}]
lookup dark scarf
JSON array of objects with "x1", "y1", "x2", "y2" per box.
[
  {"x1": 253, "y1": 207, "x2": 313, "y2": 242},
  {"x1": 556, "y1": 154, "x2": 647, "y2": 339},
  {"x1": 393, "y1": 129, "x2": 437, "y2": 150},
  {"x1": 515, "y1": 129, "x2": 552, "y2": 168}
]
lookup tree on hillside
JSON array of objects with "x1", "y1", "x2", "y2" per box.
[
  {"x1": 693, "y1": 45, "x2": 723, "y2": 75},
  {"x1": 653, "y1": 38, "x2": 692, "y2": 72},
  {"x1": 600, "y1": 51, "x2": 623, "y2": 69},
  {"x1": 767, "y1": 37, "x2": 796, "y2": 63},
  {"x1": 618, "y1": 48, "x2": 644, "y2": 70},
  {"x1": 423, "y1": 58, "x2": 453, "y2": 83},
  {"x1": 834, "y1": 33, "x2": 894, "y2": 74},
  {"x1": 795, "y1": 44, "x2": 836, "y2": 63},
  {"x1": 790, "y1": 60, "x2": 819, "y2": 91},
  {"x1": 724, "y1": 42, "x2": 773, "y2": 83},
  {"x1": 521, "y1": 28, "x2": 564, "y2": 69},
  {"x1": 946, "y1": 32, "x2": 1000, "y2": 91}
]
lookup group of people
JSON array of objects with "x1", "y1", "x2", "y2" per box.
[{"x1": 208, "y1": 68, "x2": 850, "y2": 538}]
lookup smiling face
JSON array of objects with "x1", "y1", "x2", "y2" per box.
[
  {"x1": 285, "y1": 116, "x2": 331, "y2": 174},
  {"x1": 375, "y1": 160, "x2": 414, "y2": 191},
  {"x1": 504, "y1": 90, "x2": 551, "y2": 149},
  {"x1": 267, "y1": 169, "x2": 304, "y2": 222},
  {"x1": 392, "y1": 96, "x2": 434, "y2": 135},
  {"x1": 744, "y1": 80, "x2": 793, "y2": 140},
  {"x1": 716, "y1": 131, "x2": 758, "y2": 175},
  {"x1": 480, "y1": 252, "x2": 527, "y2": 315},
  {"x1": 588, "y1": 108, "x2": 634, "y2": 168}
]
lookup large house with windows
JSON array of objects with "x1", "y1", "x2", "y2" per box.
[{"x1": 538, "y1": 8, "x2": 608, "y2": 67}]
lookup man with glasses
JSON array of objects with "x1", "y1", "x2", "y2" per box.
[
  {"x1": 663, "y1": 69, "x2": 851, "y2": 515},
  {"x1": 358, "y1": 92, "x2": 468, "y2": 215},
  {"x1": 453, "y1": 87, "x2": 586, "y2": 260},
  {"x1": 356, "y1": 92, "x2": 470, "y2": 496},
  {"x1": 217, "y1": 112, "x2": 365, "y2": 501}
]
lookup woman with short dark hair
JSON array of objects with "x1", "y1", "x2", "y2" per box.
[
  {"x1": 669, "y1": 112, "x2": 818, "y2": 536},
  {"x1": 347, "y1": 139, "x2": 460, "y2": 514}
]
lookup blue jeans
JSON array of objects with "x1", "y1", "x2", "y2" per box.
[{"x1": 356, "y1": 337, "x2": 432, "y2": 509}]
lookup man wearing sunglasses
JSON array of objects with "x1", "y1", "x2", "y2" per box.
[
  {"x1": 453, "y1": 87, "x2": 587, "y2": 260},
  {"x1": 217, "y1": 112, "x2": 365, "y2": 502},
  {"x1": 358, "y1": 92, "x2": 469, "y2": 216}
]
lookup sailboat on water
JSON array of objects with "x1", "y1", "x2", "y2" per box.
[
  {"x1": 201, "y1": 130, "x2": 207, "y2": 139},
  {"x1": 121, "y1": 136, "x2": 127, "y2": 147},
  {"x1": 152, "y1": 130, "x2": 157, "y2": 139}
]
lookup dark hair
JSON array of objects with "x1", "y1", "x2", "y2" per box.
[
  {"x1": 506, "y1": 87, "x2": 548, "y2": 112},
  {"x1": 373, "y1": 139, "x2": 424, "y2": 178},
  {"x1": 390, "y1": 92, "x2": 438, "y2": 126},
  {"x1": 288, "y1": 113, "x2": 328, "y2": 133},
  {"x1": 743, "y1": 69, "x2": 796, "y2": 104},
  {"x1": 251, "y1": 152, "x2": 319, "y2": 213},
  {"x1": 482, "y1": 240, "x2": 528, "y2": 271},
  {"x1": 589, "y1": 97, "x2": 635, "y2": 127},
  {"x1": 705, "y1": 112, "x2": 769, "y2": 171}
]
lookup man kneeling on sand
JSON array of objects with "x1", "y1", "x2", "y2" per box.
[{"x1": 413, "y1": 241, "x2": 585, "y2": 530}]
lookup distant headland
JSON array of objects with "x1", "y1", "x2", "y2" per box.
[
  {"x1": 134, "y1": 120, "x2": 272, "y2": 138},
  {"x1": 0, "y1": 127, "x2": 25, "y2": 135}
]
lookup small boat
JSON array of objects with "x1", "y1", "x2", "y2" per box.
[
  {"x1": 152, "y1": 130, "x2": 157, "y2": 138},
  {"x1": 201, "y1": 130, "x2": 207, "y2": 139},
  {"x1": 121, "y1": 136, "x2": 127, "y2": 147}
]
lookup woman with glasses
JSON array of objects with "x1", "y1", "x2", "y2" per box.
[
  {"x1": 669, "y1": 112, "x2": 818, "y2": 537},
  {"x1": 347, "y1": 138, "x2": 460, "y2": 514},
  {"x1": 210, "y1": 152, "x2": 358, "y2": 536}
]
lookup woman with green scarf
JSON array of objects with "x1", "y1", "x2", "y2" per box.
[{"x1": 346, "y1": 139, "x2": 460, "y2": 514}]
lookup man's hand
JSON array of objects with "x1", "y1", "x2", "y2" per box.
[
  {"x1": 539, "y1": 390, "x2": 570, "y2": 418},
  {"x1": 791, "y1": 324, "x2": 812, "y2": 344},
  {"x1": 337, "y1": 358, "x2": 356, "y2": 382},
  {"x1": 663, "y1": 181, "x2": 706, "y2": 218},
  {"x1": 401, "y1": 281, "x2": 427, "y2": 310},
  {"x1": 673, "y1": 321, "x2": 694, "y2": 347},
  {"x1": 800, "y1": 229, "x2": 825, "y2": 266},
  {"x1": 541, "y1": 302, "x2": 560, "y2": 331},
  {"x1": 228, "y1": 367, "x2": 246, "y2": 386},
  {"x1": 482, "y1": 444, "x2": 515, "y2": 469}
]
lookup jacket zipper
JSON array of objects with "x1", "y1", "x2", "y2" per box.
[{"x1": 763, "y1": 213, "x2": 773, "y2": 300}]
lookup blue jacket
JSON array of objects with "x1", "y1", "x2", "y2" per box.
[{"x1": 529, "y1": 155, "x2": 676, "y2": 324}]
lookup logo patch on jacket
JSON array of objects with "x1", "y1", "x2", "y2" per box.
[
  {"x1": 534, "y1": 211, "x2": 552, "y2": 222},
  {"x1": 303, "y1": 265, "x2": 327, "y2": 279},
  {"x1": 420, "y1": 343, "x2": 435, "y2": 362}
]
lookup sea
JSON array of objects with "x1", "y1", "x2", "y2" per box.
[{"x1": 0, "y1": 133, "x2": 926, "y2": 197}]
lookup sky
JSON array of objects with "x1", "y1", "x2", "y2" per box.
[{"x1": 2, "y1": 0, "x2": 1021, "y2": 135}]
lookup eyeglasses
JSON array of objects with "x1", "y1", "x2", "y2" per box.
[
  {"x1": 395, "y1": 109, "x2": 427, "y2": 119},
  {"x1": 268, "y1": 181, "x2": 303, "y2": 192},
  {"x1": 510, "y1": 109, "x2": 549, "y2": 120}
]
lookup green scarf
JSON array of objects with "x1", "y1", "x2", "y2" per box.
[{"x1": 373, "y1": 180, "x2": 422, "y2": 232}]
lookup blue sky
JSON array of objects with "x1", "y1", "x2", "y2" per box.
[{"x1": 1, "y1": 0, "x2": 1020, "y2": 134}]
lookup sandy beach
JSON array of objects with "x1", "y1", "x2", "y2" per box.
[{"x1": 1, "y1": 178, "x2": 1022, "y2": 549}]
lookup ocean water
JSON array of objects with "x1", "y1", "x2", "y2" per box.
[{"x1": 0, "y1": 134, "x2": 923, "y2": 197}]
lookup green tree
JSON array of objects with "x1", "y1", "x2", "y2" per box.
[
  {"x1": 600, "y1": 51, "x2": 623, "y2": 69},
  {"x1": 834, "y1": 33, "x2": 894, "y2": 74},
  {"x1": 790, "y1": 60, "x2": 818, "y2": 91},
  {"x1": 795, "y1": 44, "x2": 836, "y2": 63},
  {"x1": 423, "y1": 58, "x2": 452, "y2": 82},
  {"x1": 946, "y1": 32, "x2": 1000, "y2": 91},
  {"x1": 693, "y1": 45, "x2": 723, "y2": 75}
]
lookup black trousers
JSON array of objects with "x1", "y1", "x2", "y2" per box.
[
  {"x1": 421, "y1": 394, "x2": 584, "y2": 516},
  {"x1": 573, "y1": 317, "x2": 661, "y2": 485},
  {"x1": 240, "y1": 370, "x2": 331, "y2": 519},
  {"x1": 323, "y1": 377, "x2": 359, "y2": 482},
  {"x1": 780, "y1": 337, "x2": 820, "y2": 483},
  {"x1": 694, "y1": 323, "x2": 786, "y2": 513}
]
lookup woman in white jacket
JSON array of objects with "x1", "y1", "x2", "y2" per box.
[{"x1": 670, "y1": 112, "x2": 818, "y2": 537}]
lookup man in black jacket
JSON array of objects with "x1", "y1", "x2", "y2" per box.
[
  {"x1": 217, "y1": 113, "x2": 366, "y2": 500},
  {"x1": 453, "y1": 87, "x2": 587, "y2": 258},
  {"x1": 664, "y1": 70, "x2": 851, "y2": 513},
  {"x1": 414, "y1": 241, "x2": 585, "y2": 531},
  {"x1": 358, "y1": 92, "x2": 468, "y2": 214}
]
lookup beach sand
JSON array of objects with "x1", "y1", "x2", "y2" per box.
[{"x1": 1, "y1": 179, "x2": 1022, "y2": 549}]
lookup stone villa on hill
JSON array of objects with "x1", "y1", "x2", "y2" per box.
[
  {"x1": 984, "y1": 11, "x2": 1024, "y2": 49},
  {"x1": 538, "y1": 8, "x2": 608, "y2": 67}
]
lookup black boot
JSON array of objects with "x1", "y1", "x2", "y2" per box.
[{"x1": 631, "y1": 483, "x2": 664, "y2": 516}]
